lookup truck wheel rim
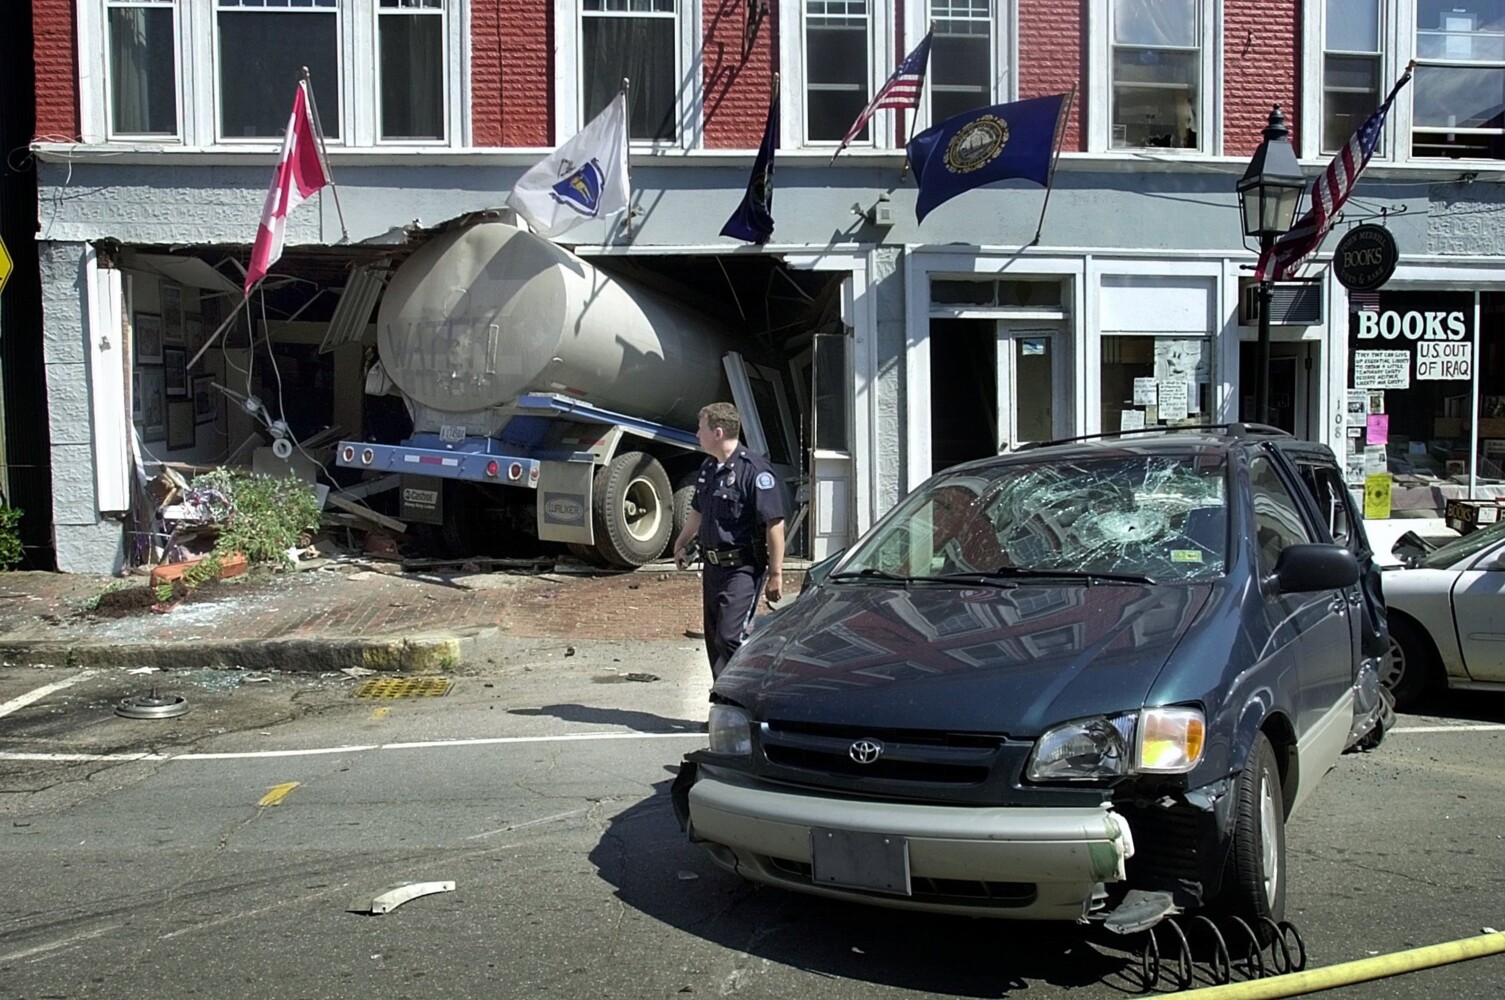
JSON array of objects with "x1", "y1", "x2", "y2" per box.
[
  {"x1": 623, "y1": 477, "x2": 662, "y2": 542},
  {"x1": 1259, "y1": 774, "x2": 1280, "y2": 904}
]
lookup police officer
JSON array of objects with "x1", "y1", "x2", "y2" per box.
[{"x1": 672, "y1": 403, "x2": 786, "y2": 679}]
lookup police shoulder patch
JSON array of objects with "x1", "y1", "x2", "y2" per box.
[{"x1": 755, "y1": 471, "x2": 776, "y2": 490}]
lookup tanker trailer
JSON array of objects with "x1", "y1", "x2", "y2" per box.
[{"x1": 336, "y1": 220, "x2": 741, "y2": 567}]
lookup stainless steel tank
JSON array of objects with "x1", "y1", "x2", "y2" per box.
[{"x1": 377, "y1": 221, "x2": 733, "y2": 430}]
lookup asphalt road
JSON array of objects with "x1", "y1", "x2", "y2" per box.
[{"x1": 0, "y1": 637, "x2": 1501, "y2": 1000}]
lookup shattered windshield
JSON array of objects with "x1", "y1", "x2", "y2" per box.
[{"x1": 842, "y1": 452, "x2": 1228, "y2": 584}]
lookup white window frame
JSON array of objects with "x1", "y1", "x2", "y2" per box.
[
  {"x1": 1301, "y1": 0, "x2": 1406, "y2": 161},
  {"x1": 779, "y1": 0, "x2": 895, "y2": 149},
  {"x1": 553, "y1": 0, "x2": 703, "y2": 149},
  {"x1": 1085, "y1": 0, "x2": 1221, "y2": 155},
  {"x1": 99, "y1": 0, "x2": 184, "y2": 141},
  {"x1": 902, "y1": 0, "x2": 1016, "y2": 134},
  {"x1": 76, "y1": 0, "x2": 470, "y2": 148}
]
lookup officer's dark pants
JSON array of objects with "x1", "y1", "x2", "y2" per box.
[{"x1": 702, "y1": 563, "x2": 765, "y2": 679}]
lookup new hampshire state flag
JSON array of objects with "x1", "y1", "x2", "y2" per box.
[{"x1": 906, "y1": 94, "x2": 1067, "y2": 223}]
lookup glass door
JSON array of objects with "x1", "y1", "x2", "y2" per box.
[{"x1": 996, "y1": 322, "x2": 1065, "y2": 450}]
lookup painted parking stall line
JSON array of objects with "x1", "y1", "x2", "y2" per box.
[
  {"x1": 0, "y1": 671, "x2": 95, "y2": 720},
  {"x1": 0, "y1": 730, "x2": 707, "y2": 763}
]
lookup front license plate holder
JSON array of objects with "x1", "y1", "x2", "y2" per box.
[{"x1": 810, "y1": 828, "x2": 911, "y2": 896}]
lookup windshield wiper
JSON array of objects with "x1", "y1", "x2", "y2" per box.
[
  {"x1": 972, "y1": 566, "x2": 1159, "y2": 585},
  {"x1": 829, "y1": 568, "x2": 924, "y2": 586}
]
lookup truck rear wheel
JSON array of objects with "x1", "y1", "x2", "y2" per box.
[{"x1": 592, "y1": 452, "x2": 672, "y2": 567}]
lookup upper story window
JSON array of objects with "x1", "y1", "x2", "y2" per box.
[
  {"x1": 806, "y1": 0, "x2": 871, "y2": 141},
  {"x1": 1412, "y1": 0, "x2": 1505, "y2": 158},
  {"x1": 106, "y1": 0, "x2": 178, "y2": 137},
  {"x1": 217, "y1": 0, "x2": 341, "y2": 140},
  {"x1": 582, "y1": 0, "x2": 677, "y2": 141},
  {"x1": 1110, "y1": 0, "x2": 1202, "y2": 150},
  {"x1": 81, "y1": 0, "x2": 467, "y2": 148},
  {"x1": 916, "y1": 0, "x2": 1010, "y2": 126},
  {"x1": 1322, "y1": 0, "x2": 1383, "y2": 153},
  {"x1": 556, "y1": 0, "x2": 699, "y2": 146}
]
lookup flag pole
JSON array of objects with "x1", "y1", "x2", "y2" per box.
[
  {"x1": 1030, "y1": 82, "x2": 1076, "y2": 246},
  {"x1": 300, "y1": 66, "x2": 349, "y2": 244},
  {"x1": 898, "y1": 23, "x2": 934, "y2": 183},
  {"x1": 621, "y1": 77, "x2": 633, "y2": 239}
]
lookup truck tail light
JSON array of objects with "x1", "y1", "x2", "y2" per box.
[
  {"x1": 508, "y1": 463, "x2": 523, "y2": 481},
  {"x1": 486, "y1": 460, "x2": 500, "y2": 477},
  {"x1": 341, "y1": 445, "x2": 355, "y2": 463}
]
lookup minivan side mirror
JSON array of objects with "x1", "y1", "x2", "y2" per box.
[{"x1": 1272, "y1": 544, "x2": 1360, "y2": 593}]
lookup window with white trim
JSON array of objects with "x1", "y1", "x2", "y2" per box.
[
  {"x1": 582, "y1": 0, "x2": 678, "y2": 141},
  {"x1": 106, "y1": 0, "x2": 178, "y2": 137},
  {"x1": 929, "y1": 0, "x2": 997, "y2": 123},
  {"x1": 1108, "y1": 0, "x2": 1203, "y2": 150},
  {"x1": 1412, "y1": 0, "x2": 1505, "y2": 158},
  {"x1": 79, "y1": 0, "x2": 467, "y2": 148},
  {"x1": 806, "y1": 0, "x2": 871, "y2": 141},
  {"x1": 1322, "y1": 0, "x2": 1383, "y2": 153}
]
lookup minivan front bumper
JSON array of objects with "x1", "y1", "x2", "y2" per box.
[{"x1": 683, "y1": 766, "x2": 1135, "y2": 920}]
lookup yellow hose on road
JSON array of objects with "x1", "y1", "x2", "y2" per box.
[{"x1": 1176, "y1": 930, "x2": 1504, "y2": 998}]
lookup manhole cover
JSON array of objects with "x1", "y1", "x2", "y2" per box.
[
  {"x1": 116, "y1": 692, "x2": 191, "y2": 719},
  {"x1": 352, "y1": 677, "x2": 453, "y2": 699}
]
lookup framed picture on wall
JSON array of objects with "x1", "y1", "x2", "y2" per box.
[
  {"x1": 167, "y1": 400, "x2": 196, "y2": 450},
  {"x1": 185, "y1": 314, "x2": 204, "y2": 356},
  {"x1": 164, "y1": 347, "x2": 188, "y2": 397},
  {"x1": 192, "y1": 375, "x2": 217, "y2": 424},
  {"x1": 139, "y1": 367, "x2": 166, "y2": 442},
  {"x1": 161, "y1": 284, "x2": 185, "y2": 345},
  {"x1": 132, "y1": 370, "x2": 143, "y2": 423},
  {"x1": 134, "y1": 312, "x2": 163, "y2": 366}
]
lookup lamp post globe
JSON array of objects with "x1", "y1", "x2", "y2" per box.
[{"x1": 1237, "y1": 106, "x2": 1306, "y2": 426}]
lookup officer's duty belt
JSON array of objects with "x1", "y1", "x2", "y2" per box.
[{"x1": 703, "y1": 547, "x2": 754, "y2": 568}]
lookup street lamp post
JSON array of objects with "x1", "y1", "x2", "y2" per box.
[{"x1": 1236, "y1": 106, "x2": 1306, "y2": 426}]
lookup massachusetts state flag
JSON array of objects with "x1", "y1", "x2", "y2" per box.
[
  {"x1": 507, "y1": 93, "x2": 630, "y2": 239},
  {"x1": 906, "y1": 94, "x2": 1066, "y2": 223},
  {"x1": 721, "y1": 84, "x2": 779, "y2": 244},
  {"x1": 1255, "y1": 68, "x2": 1413, "y2": 281},
  {"x1": 245, "y1": 81, "x2": 330, "y2": 294},
  {"x1": 834, "y1": 29, "x2": 932, "y2": 158}
]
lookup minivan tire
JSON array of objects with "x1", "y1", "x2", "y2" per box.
[{"x1": 1216, "y1": 732, "x2": 1286, "y2": 927}]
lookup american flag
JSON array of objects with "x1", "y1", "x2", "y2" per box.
[
  {"x1": 833, "y1": 29, "x2": 933, "y2": 158},
  {"x1": 1255, "y1": 67, "x2": 1413, "y2": 281}
]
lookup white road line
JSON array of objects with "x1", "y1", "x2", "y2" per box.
[
  {"x1": 0, "y1": 730, "x2": 706, "y2": 763},
  {"x1": 0, "y1": 671, "x2": 96, "y2": 720},
  {"x1": 465, "y1": 808, "x2": 586, "y2": 840},
  {"x1": 0, "y1": 924, "x2": 120, "y2": 963},
  {"x1": 1391, "y1": 724, "x2": 1505, "y2": 734}
]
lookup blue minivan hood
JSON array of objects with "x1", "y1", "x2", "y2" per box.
[{"x1": 715, "y1": 581, "x2": 1216, "y2": 736}]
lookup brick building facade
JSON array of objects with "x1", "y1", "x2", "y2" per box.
[{"x1": 17, "y1": 0, "x2": 1505, "y2": 572}]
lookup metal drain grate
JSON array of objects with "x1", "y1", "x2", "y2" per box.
[{"x1": 352, "y1": 677, "x2": 453, "y2": 699}]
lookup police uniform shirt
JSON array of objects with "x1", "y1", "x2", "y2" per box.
[{"x1": 691, "y1": 447, "x2": 785, "y2": 553}]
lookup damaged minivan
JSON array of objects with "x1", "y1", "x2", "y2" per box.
[{"x1": 673, "y1": 425, "x2": 1390, "y2": 932}]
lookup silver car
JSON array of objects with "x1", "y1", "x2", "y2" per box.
[{"x1": 1384, "y1": 520, "x2": 1505, "y2": 707}]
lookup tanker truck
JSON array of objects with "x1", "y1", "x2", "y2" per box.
[{"x1": 336, "y1": 219, "x2": 757, "y2": 567}]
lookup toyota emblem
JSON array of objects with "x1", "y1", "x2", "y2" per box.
[{"x1": 849, "y1": 739, "x2": 884, "y2": 764}]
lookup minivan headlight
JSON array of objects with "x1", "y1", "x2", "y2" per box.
[
  {"x1": 1027, "y1": 714, "x2": 1135, "y2": 781},
  {"x1": 708, "y1": 705, "x2": 753, "y2": 757},
  {"x1": 1026, "y1": 707, "x2": 1206, "y2": 782}
]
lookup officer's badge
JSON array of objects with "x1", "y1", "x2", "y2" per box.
[
  {"x1": 723, "y1": 472, "x2": 736, "y2": 487},
  {"x1": 755, "y1": 471, "x2": 775, "y2": 490},
  {"x1": 550, "y1": 158, "x2": 607, "y2": 217}
]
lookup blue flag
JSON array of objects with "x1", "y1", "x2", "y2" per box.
[
  {"x1": 906, "y1": 94, "x2": 1067, "y2": 223},
  {"x1": 721, "y1": 88, "x2": 779, "y2": 244}
]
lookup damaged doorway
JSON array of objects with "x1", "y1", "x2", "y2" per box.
[
  {"x1": 929, "y1": 318, "x2": 1066, "y2": 470},
  {"x1": 1239, "y1": 340, "x2": 1319, "y2": 438}
]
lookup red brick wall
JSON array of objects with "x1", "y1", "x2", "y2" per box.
[
  {"x1": 483, "y1": 0, "x2": 551, "y2": 146},
  {"x1": 33, "y1": 0, "x2": 79, "y2": 141},
  {"x1": 702, "y1": 0, "x2": 777, "y2": 148},
  {"x1": 1017, "y1": 0, "x2": 1082, "y2": 151},
  {"x1": 1223, "y1": 0, "x2": 1301, "y2": 156}
]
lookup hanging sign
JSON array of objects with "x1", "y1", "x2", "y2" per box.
[{"x1": 1334, "y1": 224, "x2": 1398, "y2": 291}]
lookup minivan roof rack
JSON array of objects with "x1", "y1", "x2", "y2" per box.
[{"x1": 1014, "y1": 422, "x2": 1293, "y2": 452}]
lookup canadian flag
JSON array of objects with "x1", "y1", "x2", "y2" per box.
[{"x1": 245, "y1": 81, "x2": 330, "y2": 294}]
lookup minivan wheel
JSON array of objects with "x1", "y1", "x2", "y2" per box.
[{"x1": 1216, "y1": 732, "x2": 1286, "y2": 927}]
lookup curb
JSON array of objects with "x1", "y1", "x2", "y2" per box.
[{"x1": 0, "y1": 627, "x2": 499, "y2": 674}]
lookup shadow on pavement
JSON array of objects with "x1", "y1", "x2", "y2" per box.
[
  {"x1": 588, "y1": 777, "x2": 1141, "y2": 998},
  {"x1": 1407, "y1": 689, "x2": 1505, "y2": 724},
  {"x1": 508, "y1": 703, "x2": 705, "y2": 733}
]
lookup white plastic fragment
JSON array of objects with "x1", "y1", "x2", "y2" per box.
[
  {"x1": 351, "y1": 880, "x2": 456, "y2": 915},
  {"x1": 341, "y1": 667, "x2": 377, "y2": 678},
  {"x1": 127, "y1": 667, "x2": 158, "y2": 675}
]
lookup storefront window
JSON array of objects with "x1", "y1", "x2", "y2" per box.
[
  {"x1": 1101, "y1": 335, "x2": 1211, "y2": 433},
  {"x1": 1344, "y1": 290, "x2": 1505, "y2": 516}
]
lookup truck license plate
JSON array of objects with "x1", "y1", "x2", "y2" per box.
[
  {"x1": 810, "y1": 828, "x2": 911, "y2": 895},
  {"x1": 439, "y1": 424, "x2": 465, "y2": 444}
]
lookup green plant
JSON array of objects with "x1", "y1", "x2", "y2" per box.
[
  {"x1": 0, "y1": 506, "x2": 23, "y2": 571},
  {"x1": 191, "y1": 469, "x2": 322, "y2": 568}
]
